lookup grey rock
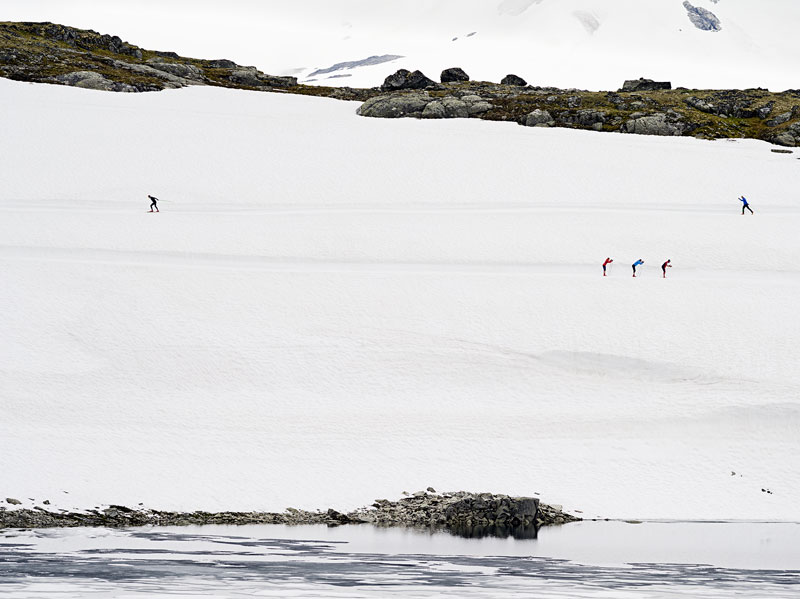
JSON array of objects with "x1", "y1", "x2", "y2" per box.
[
  {"x1": 524, "y1": 109, "x2": 555, "y2": 127},
  {"x1": 772, "y1": 123, "x2": 800, "y2": 147},
  {"x1": 683, "y1": 1, "x2": 722, "y2": 32},
  {"x1": 146, "y1": 61, "x2": 204, "y2": 81},
  {"x1": 55, "y1": 71, "x2": 136, "y2": 92},
  {"x1": 575, "y1": 109, "x2": 607, "y2": 126},
  {"x1": 382, "y1": 69, "x2": 437, "y2": 91},
  {"x1": 357, "y1": 92, "x2": 432, "y2": 118},
  {"x1": 757, "y1": 101, "x2": 775, "y2": 119},
  {"x1": 501, "y1": 74, "x2": 527, "y2": 86},
  {"x1": 685, "y1": 96, "x2": 715, "y2": 113},
  {"x1": 207, "y1": 59, "x2": 238, "y2": 68},
  {"x1": 766, "y1": 111, "x2": 792, "y2": 127},
  {"x1": 441, "y1": 67, "x2": 470, "y2": 83},
  {"x1": 227, "y1": 67, "x2": 296, "y2": 88},
  {"x1": 567, "y1": 95, "x2": 582, "y2": 108},
  {"x1": 462, "y1": 95, "x2": 493, "y2": 115},
  {"x1": 623, "y1": 113, "x2": 685, "y2": 136},
  {"x1": 5, "y1": 498, "x2": 21, "y2": 505},
  {"x1": 427, "y1": 487, "x2": 437, "y2": 493},
  {"x1": 421, "y1": 100, "x2": 446, "y2": 119},
  {"x1": 620, "y1": 78, "x2": 672, "y2": 92},
  {"x1": 441, "y1": 96, "x2": 469, "y2": 118}
]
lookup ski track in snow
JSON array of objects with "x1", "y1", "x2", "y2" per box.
[{"x1": 1, "y1": 79, "x2": 799, "y2": 521}]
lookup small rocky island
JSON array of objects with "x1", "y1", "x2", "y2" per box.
[
  {"x1": 1, "y1": 491, "x2": 579, "y2": 537},
  {"x1": 1, "y1": 21, "x2": 800, "y2": 147}
]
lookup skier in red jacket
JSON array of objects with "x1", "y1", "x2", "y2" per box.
[{"x1": 602, "y1": 257, "x2": 613, "y2": 276}]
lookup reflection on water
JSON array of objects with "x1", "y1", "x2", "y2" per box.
[
  {"x1": 446, "y1": 522, "x2": 539, "y2": 539},
  {"x1": 1, "y1": 522, "x2": 799, "y2": 598}
]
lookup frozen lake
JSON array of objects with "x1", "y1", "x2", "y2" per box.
[{"x1": 1, "y1": 521, "x2": 799, "y2": 597}]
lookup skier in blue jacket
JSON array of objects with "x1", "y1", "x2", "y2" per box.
[
  {"x1": 632, "y1": 259, "x2": 644, "y2": 277},
  {"x1": 739, "y1": 196, "x2": 753, "y2": 215}
]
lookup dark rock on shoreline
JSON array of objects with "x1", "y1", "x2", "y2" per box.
[{"x1": 0, "y1": 491, "x2": 579, "y2": 532}]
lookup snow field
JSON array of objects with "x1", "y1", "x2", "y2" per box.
[{"x1": 1, "y1": 78, "x2": 799, "y2": 519}]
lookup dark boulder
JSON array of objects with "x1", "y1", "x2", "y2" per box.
[
  {"x1": 620, "y1": 78, "x2": 672, "y2": 92},
  {"x1": 441, "y1": 67, "x2": 470, "y2": 83},
  {"x1": 501, "y1": 74, "x2": 527, "y2": 86},
  {"x1": 207, "y1": 59, "x2": 238, "y2": 69},
  {"x1": 382, "y1": 69, "x2": 437, "y2": 91}
]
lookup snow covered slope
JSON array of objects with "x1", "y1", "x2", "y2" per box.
[
  {"x1": 289, "y1": 0, "x2": 800, "y2": 90},
  {"x1": 3, "y1": 1, "x2": 800, "y2": 91},
  {"x1": 2, "y1": 78, "x2": 799, "y2": 520}
]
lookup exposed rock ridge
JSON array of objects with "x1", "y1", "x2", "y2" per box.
[{"x1": 0, "y1": 491, "x2": 578, "y2": 531}]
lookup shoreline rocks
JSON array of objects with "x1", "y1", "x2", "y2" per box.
[{"x1": 0, "y1": 491, "x2": 580, "y2": 533}]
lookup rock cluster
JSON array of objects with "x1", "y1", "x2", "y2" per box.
[
  {"x1": 381, "y1": 69, "x2": 438, "y2": 91},
  {"x1": 685, "y1": 91, "x2": 781, "y2": 119},
  {"x1": 350, "y1": 491, "x2": 578, "y2": 528}
]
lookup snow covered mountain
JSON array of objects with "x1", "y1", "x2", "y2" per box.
[
  {"x1": 3, "y1": 1, "x2": 800, "y2": 91},
  {"x1": 285, "y1": 0, "x2": 800, "y2": 90}
]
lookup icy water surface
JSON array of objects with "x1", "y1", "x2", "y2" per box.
[{"x1": 1, "y1": 521, "x2": 799, "y2": 597}]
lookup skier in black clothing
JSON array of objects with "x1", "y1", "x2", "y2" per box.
[{"x1": 148, "y1": 195, "x2": 160, "y2": 212}]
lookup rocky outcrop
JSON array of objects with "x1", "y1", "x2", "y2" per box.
[
  {"x1": 145, "y1": 59, "x2": 204, "y2": 82},
  {"x1": 523, "y1": 108, "x2": 555, "y2": 127},
  {"x1": 620, "y1": 78, "x2": 671, "y2": 92},
  {"x1": 1, "y1": 491, "x2": 579, "y2": 532},
  {"x1": 31, "y1": 22, "x2": 144, "y2": 58},
  {"x1": 684, "y1": 1, "x2": 722, "y2": 32},
  {"x1": 348, "y1": 491, "x2": 578, "y2": 529},
  {"x1": 766, "y1": 111, "x2": 794, "y2": 127},
  {"x1": 441, "y1": 67, "x2": 469, "y2": 83},
  {"x1": 0, "y1": 22, "x2": 299, "y2": 94},
  {"x1": 462, "y1": 94, "x2": 493, "y2": 115},
  {"x1": 501, "y1": 74, "x2": 527, "y2": 86},
  {"x1": 357, "y1": 92, "x2": 432, "y2": 118},
  {"x1": 622, "y1": 111, "x2": 690, "y2": 136},
  {"x1": 226, "y1": 66, "x2": 296, "y2": 88},
  {"x1": 423, "y1": 97, "x2": 468, "y2": 118},
  {"x1": 772, "y1": 123, "x2": 800, "y2": 147},
  {"x1": 381, "y1": 69, "x2": 437, "y2": 91},
  {"x1": 358, "y1": 92, "x2": 491, "y2": 119},
  {"x1": 685, "y1": 91, "x2": 776, "y2": 119},
  {"x1": 55, "y1": 71, "x2": 136, "y2": 92}
]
